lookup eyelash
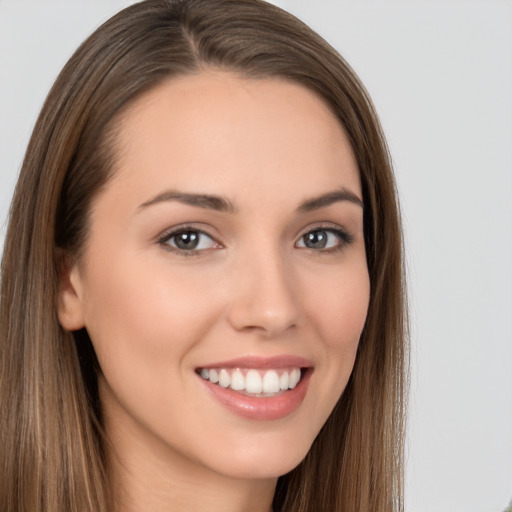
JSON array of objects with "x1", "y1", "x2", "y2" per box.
[
  {"x1": 157, "y1": 224, "x2": 354, "y2": 256},
  {"x1": 296, "y1": 225, "x2": 354, "y2": 253},
  {"x1": 157, "y1": 225, "x2": 220, "y2": 256}
]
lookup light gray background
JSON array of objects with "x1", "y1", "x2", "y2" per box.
[{"x1": 1, "y1": 1, "x2": 511, "y2": 511}]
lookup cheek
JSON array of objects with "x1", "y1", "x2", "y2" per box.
[
  {"x1": 79, "y1": 251, "x2": 228, "y2": 443},
  {"x1": 309, "y1": 263, "x2": 370, "y2": 350},
  {"x1": 285, "y1": 261, "x2": 369, "y2": 448},
  {"x1": 303, "y1": 260, "x2": 370, "y2": 402},
  {"x1": 80, "y1": 249, "x2": 219, "y2": 384}
]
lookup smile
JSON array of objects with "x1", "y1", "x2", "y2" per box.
[
  {"x1": 195, "y1": 356, "x2": 313, "y2": 420},
  {"x1": 198, "y1": 367, "x2": 302, "y2": 396}
]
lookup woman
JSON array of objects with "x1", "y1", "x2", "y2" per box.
[{"x1": 0, "y1": 0, "x2": 408, "y2": 511}]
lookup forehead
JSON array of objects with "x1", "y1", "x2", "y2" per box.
[{"x1": 108, "y1": 70, "x2": 360, "y2": 202}]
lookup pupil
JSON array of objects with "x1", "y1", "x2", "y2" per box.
[
  {"x1": 176, "y1": 231, "x2": 199, "y2": 250},
  {"x1": 305, "y1": 231, "x2": 327, "y2": 249}
]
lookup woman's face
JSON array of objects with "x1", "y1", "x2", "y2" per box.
[{"x1": 59, "y1": 71, "x2": 370, "y2": 482}]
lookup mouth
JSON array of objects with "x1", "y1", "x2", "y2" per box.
[
  {"x1": 195, "y1": 356, "x2": 313, "y2": 421},
  {"x1": 196, "y1": 367, "x2": 305, "y2": 397}
]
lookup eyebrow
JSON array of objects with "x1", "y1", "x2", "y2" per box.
[
  {"x1": 297, "y1": 188, "x2": 364, "y2": 212},
  {"x1": 137, "y1": 187, "x2": 363, "y2": 214},
  {"x1": 138, "y1": 191, "x2": 236, "y2": 213}
]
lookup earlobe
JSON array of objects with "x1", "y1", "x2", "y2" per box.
[{"x1": 56, "y1": 250, "x2": 86, "y2": 331}]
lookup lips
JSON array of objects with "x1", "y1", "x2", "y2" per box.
[{"x1": 196, "y1": 356, "x2": 313, "y2": 420}]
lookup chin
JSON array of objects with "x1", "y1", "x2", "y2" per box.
[{"x1": 201, "y1": 429, "x2": 315, "y2": 481}]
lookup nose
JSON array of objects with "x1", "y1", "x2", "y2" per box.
[{"x1": 227, "y1": 248, "x2": 299, "y2": 338}]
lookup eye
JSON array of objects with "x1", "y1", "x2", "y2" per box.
[
  {"x1": 159, "y1": 228, "x2": 219, "y2": 253},
  {"x1": 296, "y1": 228, "x2": 353, "y2": 251}
]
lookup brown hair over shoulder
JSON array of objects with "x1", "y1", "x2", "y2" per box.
[{"x1": 0, "y1": 1, "x2": 408, "y2": 511}]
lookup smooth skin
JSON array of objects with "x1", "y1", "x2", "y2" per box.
[{"x1": 58, "y1": 71, "x2": 370, "y2": 512}]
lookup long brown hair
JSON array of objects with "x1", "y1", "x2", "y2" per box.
[{"x1": 0, "y1": 1, "x2": 408, "y2": 510}]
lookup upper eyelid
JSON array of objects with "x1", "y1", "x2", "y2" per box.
[
  {"x1": 161, "y1": 229, "x2": 214, "y2": 242},
  {"x1": 157, "y1": 224, "x2": 220, "y2": 242},
  {"x1": 155, "y1": 222, "x2": 353, "y2": 245},
  {"x1": 157, "y1": 227, "x2": 222, "y2": 256},
  {"x1": 299, "y1": 226, "x2": 351, "y2": 238},
  {"x1": 295, "y1": 222, "x2": 350, "y2": 238},
  {"x1": 296, "y1": 224, "x2": 355, "y2": 247}
]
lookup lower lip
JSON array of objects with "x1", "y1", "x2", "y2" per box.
[{"x1": 198, "y1": 369, "x2": 312, "y2": 421}]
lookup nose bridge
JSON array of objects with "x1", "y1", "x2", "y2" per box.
[{"x1": 227, "y1": 239, "x2": 299, "y2": 336}]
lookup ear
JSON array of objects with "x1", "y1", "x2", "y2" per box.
[{"x1": 56, "y1": 249, "x2": 86, "y2": 331}]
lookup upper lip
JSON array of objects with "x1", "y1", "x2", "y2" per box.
[{"x1": 197, "y1": 355, "x2": 313, "y2": 370}]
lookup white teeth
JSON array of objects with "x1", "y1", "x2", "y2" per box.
[
  {"x1": 198, "y1": 367, "x2": 304, "y2": 395},
  {"x1": 231, "y1": 369, "x2": 245, "y2": 391},
  {"x1": 262, "y1": 370, "x2": 280, "y2": 393},
  {"x1": 289, "y1": 368, "x2": 301, "y2": 389},
  {"x1": 245, "y1": 370, "x2": 263, "y2": 393},
  {"x1": 279, "y1": 371, "x2": 289, "y2": 390},
  {"x1": 219, "y1": 369, "x2": 230, "y2": 388}
]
